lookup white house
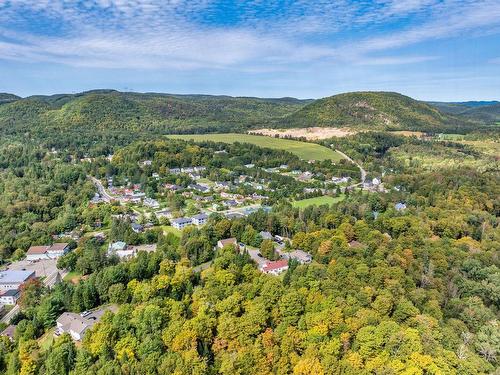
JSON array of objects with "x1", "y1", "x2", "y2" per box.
[
  {"x1": 47, "y1": 243, "x2": 70, "y2": 258},
  {"x1": 0, "y1": 290, "x2": 20, "y2": 305},
  {"x1": 261, "y1": 260, "x2": 289, "y2": 275},
  {"x1": 143, "y1": 197, "x2": 160, "y2": 209},
  {"x1": 171, "y1": 217, "x2": 193, "y2": 230},
  {"x1": 217, "y1": 238, "x2": 237, "y2": 249},
  {"x1": 26, "y1": 243, "x2": 70, "y2": 261},
  {"x1": 108, "y1": 241, "x2": 127, "y2": 257},
  {"x1": 26, "y1": 245, "x2": 50, "y2": 261},
  {"x1": 191, "y1": 213, "x2": 208, "y2": 226},
  {"x1": 0, "y1": 270, "x2": 36, "y2": 292},
  {"x1": 56, "y1": 306, "x2": 116, "y2": 341},
  {"x1": 282, "y1": 250, "x2": 312, "y2": 264}
]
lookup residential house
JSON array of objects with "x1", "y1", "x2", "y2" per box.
[
  {"x1": 215, "y1": 181, "x2": 230, "y2": 190},
  {"x1": 56, "y1": 306, "x2": 117, "y2": 341},
  {"x1": 108, "y1": 241, "x2": 127, "y2": 256},
  {"x1": 171, "y1": 217, "x2": 193, "y2": 230},
  {"x1": 261, "y1": 260, "x2": 289, "y2": 275},
  {"x1": 112, "y1": 244, "x2": 157, "y2": 259},
  {"x1": 282, "y1": 250, "x2": 312, "y2": 264},
  {"x1": 244, "y1": 164, "x2": 255, "y2": 168},
  {"x1": 131, "y1": 223, "x2": 144, "y2": 233},
  {"x1": 143, "y1": 197, "x2": 160, "y2": 209},
  {"x1": 165, "y1": 184, "x2": 182, "y2": 191},
  {"x1": 259, "y1": 231, "x2": 274, "y2": 241},
  {"x1": 332, "y1": 176, "x2": 350, "y2": 184},
  {"x1": 297, "y1": 171, "x2": 314, "y2": 181},
  {"x1": 47, "y1": 243, "x2": 70, "y2": 258},
  {"x1": 155, "y1": 209, "x2": 172, "y2": 219},
  {"x1": 0, "y1": 289, "x2": 20, "y2": 305},
  {"x1": 188, "y1": 184, "x2": 210, "y2": 193},
  {"x1": 224, "y1": 199, "x2": 238, "y2": 207},
  {"x1": 0, "y1": 270, "x2": 36, "y2": 292},
  {"x1": 26, "y1": 245, "x2": 50, "y2": 261},
  {"x1": 217, "y1": 238, "x2": 237, "y2": 249},
  {"x1": 192, "y1": 213, "x2": 208, "y2": 226}
]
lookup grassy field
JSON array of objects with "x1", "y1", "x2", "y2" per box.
[
  {"x1": 38, "y1": 328, "x2": 55, "y2": 350},
  {"x1": 161, "y1": 225, "x2": 182, "y2": 237},
  {"x1": 168, "y1": 133, "x2": 344, "y2": 161},
  {"x1": 63, "y1": 271, "x2": 83, "y2": 283},
  {"x1": 292, "y1": 195, "x2": 345, "y2": 208}
]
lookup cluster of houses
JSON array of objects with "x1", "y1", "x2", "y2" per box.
[{"x1": 216, "y1": 233, "x2": 312, "y2": 276}]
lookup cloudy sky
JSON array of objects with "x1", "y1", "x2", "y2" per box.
[{"x1": 1, "y1": 0, "x2": 499, "y2": 100}]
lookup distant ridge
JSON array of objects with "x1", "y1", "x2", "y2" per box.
[
  {"x1": 0, "y1": 93, "x2": 21, "y2": 104},
  {"x1": 428, "y1": 101, "x2": 500, "y2": 123},
  {"x1": 0, "y1": 90, "x2": 492, "y2": 141},
  {"x1": 281, "y1": 91, "x2": 473, "y2": 131}
]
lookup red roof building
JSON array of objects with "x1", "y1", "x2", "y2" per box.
[{"x1": 261, "y1": 259, "x2": 289, "y2": 275}]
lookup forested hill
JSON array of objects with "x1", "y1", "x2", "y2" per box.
[
  {"x1": 428, "y1": 101, "x2": 500, "y2": 124},
  {"x1": 0, "y1": 93, "x2": 21, "y2": 104},
  {"x1": 0, "y1": 91, "x2": 489, "y2": 145},
  {"x1": 0, "y1": 91, "x2": 308, "y2": 139},
  {"x1": 281, "y1": 92, "x2": 475, "y2": 131}
]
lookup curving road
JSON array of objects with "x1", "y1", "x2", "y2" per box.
[
  {"x1": 335, "y1": 149, "x2": 366, "y2": 185},
  {"x1": 89, "y1": 176, "x2": 114, "y2": 202}
]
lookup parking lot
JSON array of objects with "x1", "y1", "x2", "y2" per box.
[{"x1": 4, "y1": 259, "x2": 58, "y2": 279}]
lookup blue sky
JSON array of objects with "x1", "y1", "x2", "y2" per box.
[{"x1": 0, "y1": 0, "x2": 499, "y2": 100}]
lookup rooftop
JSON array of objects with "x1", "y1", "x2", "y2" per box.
[
  {"x1": 49, "y1": 243, "x2": 69, "y2": 251},
  {"x1": 192, "y1": 213, "x2": 208, "y2": 220},
  {"x1": 171, "y1": 217, "x2": 193, "y2": 224},
  {"x1": 262, "y1": 259, "x2": 288, "y2": 272},
  {"x1": 218, "y1": 238, "x2": 237, "y2": 246},
  {"x1": 1, "y1": 289, "x2": 20, "y2": 297},
  {"x1": 0, "y1": 270, "x2": 35, "y2": 284},
  {"x1": 26, "y1": 245, "x2": 49, "y2": 255}
]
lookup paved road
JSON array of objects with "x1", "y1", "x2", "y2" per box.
[
  {"x1": 335, "y1": 149, "x2": 367, "y2": 185},
  {"x1": 89, "y1": 176, "x2": 113, "y2": 202}
]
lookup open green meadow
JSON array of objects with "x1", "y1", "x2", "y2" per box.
[
  {"x1": 292, "y1": 195, "x2": 345, "y2": 208},
  {"x1": 168, "y1": 133, "x2": 344, "y2": 161},
  {"x1": 161, "y1": 225, "x2": 182, "y2": 237}
]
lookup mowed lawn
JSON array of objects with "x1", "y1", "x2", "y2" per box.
[
  {"x1": 168, "y1": 133, "x2": 344, "y2": 161},
  {"x1": 292, "y1": 195, "x2": 345, "y2": 208}
]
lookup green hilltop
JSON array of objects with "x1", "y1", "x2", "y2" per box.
[{"x1": 281, "y1": 91, "x2": 474, "y2": 131}]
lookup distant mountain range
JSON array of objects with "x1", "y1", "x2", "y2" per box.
[
  {"x1": 427, "y1": 101, "x2": 500, "y2": 123},
  {"x1": 0, "y1": 90, "x2": 497, "y2": 143}
]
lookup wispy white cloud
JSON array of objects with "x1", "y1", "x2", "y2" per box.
[{"x1": 0, "y1": 0, "x2": 499, "y2": 71}]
